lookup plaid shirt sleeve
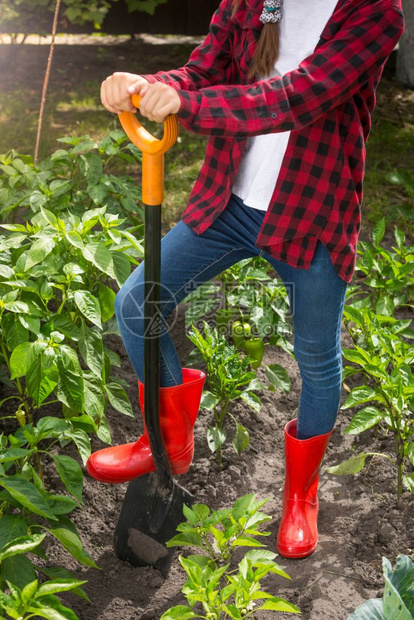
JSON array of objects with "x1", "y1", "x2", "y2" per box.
[
  {"x1": 141, "y1": 0, "x2": 233, "y2": 91},
  {"x1": 176, "y1": 2, "x2": 404, "y2": 136}
]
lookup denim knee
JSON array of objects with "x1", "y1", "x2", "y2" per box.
[
  {"x1": 114, "y1": 282, "x2": 146, "y2": 340},
  {"x1": 294, "y1": 344, "x2": 343, "y2": 391}
]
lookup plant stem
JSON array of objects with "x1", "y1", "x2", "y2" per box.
[{"x1": 34, "y1": 450, "x2": 45, "y2": 485}]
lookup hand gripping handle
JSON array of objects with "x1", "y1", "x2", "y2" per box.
[{"x1": 118, "y1": 93, "x2": 179, "y2": 205}]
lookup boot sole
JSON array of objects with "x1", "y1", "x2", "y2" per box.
[
  {"x1": 86, "y1": 458, "x2": 191, "y2": 484},
  {"x1": 276, "y1": 543, "x2": 317, "y2": 559}
]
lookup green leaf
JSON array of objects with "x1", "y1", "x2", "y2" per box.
[
  {"x1": 376, "y1": 296, "x2": 395, "y2": 316},
  {"x1": 259, "y1": 598, "x2": 301, "y2": 613},
  {"x1": 341, "y1": 386, "x2": 385, "y2": 410},
  {"x1": 200, "y1": 390, "x2": 220, "y2": 411},
  {"x1": 21, "y1": 578, "x2": 39, "y2": 605},
  {"x1": 1, "y1": 554, "x2": 36, "y2": 589},
  {"x1": 404, "y1": 444, "x2": 414, "y2": 467},
  {"x1": 245, "y1": 378, "x2": 268, "y2": 391},
  {"x1": 0, "y1": 448, "x2": 35, "y2": 463},
  {"x1": 240, "y1": 390, "x2": 261, "y2": 413},
  {"x1": 111, "y1": 250, "x2": 131, "y2": 286},
  {"x1": 50, "y1": 315, "x2": 83, "y2": 341},
  {"x1": 0, "y1": 476, "x2": 58, "y2": 520},
  {"x1": 38, "y1": 566, "x2": 91, "y2": 602},
  {"x1": 78, "y1": 322, "x2": 103, "y2": 378},
  {"x1": 79, "y1": 153, "x2": 103, "y2": 184},
  {"x1": 180, "y1": 556, "x2": 203, "y2": 586},
  {"x1": 27, "y1": 596, "x2": 79, "y2": 620},
  {"x1": 47, "y1": 515, "x2": 98, "y2": 568},
  {"x1": 265, "y1": 363, "x2": 290, "y2": 393},
  {"x1": 347, "y1": 598, "x2": 385, "y2": 619},
  {"x1": 345, "y1": 406, "x2": 384, "y2": 435},
  {"x1": 223, "y1": 604, "x2": 242, "y2": 619},
  {"x1": 232, "y1": 494, "x2": 260, "y2": 521},
  {"x1": 0, "y1": 534, "x2": 46, "y2": 561},
  {"x1": 384, "y1": 555, "x2": 414, "y2": 618},
  {"x1": 57, "y1": 356, "x2": 84, "y2": 414},
  {"x1": 182, "y1": 504, "x2": 199, "y2": 525},
  {"x1": 166, "y1": 531, "x2": 204, "y2": 549},
  {"x1": 24, "y1": 237, "x2": 55, "y2": 271},
  {"x1": 105, "y1": 382, "x2": 133, "y2": 416},
  {"x1": 402, "y1": 474, "x2": 414, "y2": 493},
  {"x1": 36, "y1": 578, "x2": 88, "y2": 598},
  {"x1": 62, "y1": 429, "x2": 91, "y2": 465},
  {"x1": 83, "y1": 374, "x2": 105, "y2": 423},
  {"x1": 98, "y1": 283, "x2": 116, "y2": 323},
  {"x1": 372, "y1": 217, "x2": 386, "y2": 246},
  {"x1": 206, "y1": 426, "x2": 227, "y2": 453},
  {"x1": 232, "y1": 422, "x2": 249, "y2": 455},
  {"x1": 325, "y1": 452, "x2": 390, "y2": 476},
  {"x1": 232, "y1": 536, "x2": 266, "y2": 547},
  {"x1": 192, "y1": 504, "x2": 210, "y2": 522},
  {"x1": 0, "y1": 515, "x2": 28, "y2": 549},
  {"x1": 46, "y1": 494, "x2": 79, "y2": 515},
  {"x1": 9, "y1": 342, "x2": 34, "y2": 380},
  {"x1": 73, "y1": 290, "x2": 102, "y2": 328},
  {"x1": 382, "y1": 555, "x2": 413, "y2": 620},
  {"x1": 26, "y1": 349, "x2": 59, "y2": 407},
  {"x1": 342, "y1": 347, "x2": 371, "y2": 366},
  {"x1": 66, "y1": 230, "x2": 83, "y2": 249},
  {"x1": 81, "y1": 242, "x2": 114, "y2": 279},
  {"x1": 160, "y1": 606, "x2": 200, "y2": 620},
  {"x1": 52, "y1": 455, "x2": 83, "y2": 504}
]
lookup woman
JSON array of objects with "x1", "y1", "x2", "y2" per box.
[{"x1": 86, "y1": 0, "x2": 405, "y2": 558}]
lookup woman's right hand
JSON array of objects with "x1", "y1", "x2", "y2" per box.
[{"x1": 100, "y1": 72, "x2": 149, "y2": 114}]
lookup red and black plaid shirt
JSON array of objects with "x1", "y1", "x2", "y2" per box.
[{"x1": 143, "y1": 0, "x2": 405, "y2": 283}]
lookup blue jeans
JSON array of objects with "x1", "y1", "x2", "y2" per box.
[{"x1": 115, "y1": 194, "x2": 348, "y2": 439}]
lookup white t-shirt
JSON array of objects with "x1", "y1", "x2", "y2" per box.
[{"x1": 232, "y1": 0, "x2": 339, "y2": 211}]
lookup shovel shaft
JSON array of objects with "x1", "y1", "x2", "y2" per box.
[
  {"x1": 118, "y1": 96, "x2": 179, "y2": 489},
  {"x1": 144, "y1": 203, "x2": 173, "y2": 491}
]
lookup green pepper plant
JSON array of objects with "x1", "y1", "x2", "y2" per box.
[
  {"x1": 0, "y1": 132, "x2": 144, "y2": 226},
  {"x1": 184, "y1": 257, "x2": 293, "y2": 357},
  {"x1": 347, "y1": 217, "x2": 414, "y2": 315},
  {"x1": 187, "y1": 322, "x2": 290, "y2": 469},
  {"x1": 326, "y1": 305, "x2": 414, "y2": 499},
  {"x1": 0, "y1": 414, "x2": 95, "y2": 618},
  {"x1": 0, "y1": 133, "x2": 148, "y2": 620},
  {"x1": 0, "y1": 203, "x2": 142, "y2": 442},
  {"x1": 347, "y1": 554, "x2": 413, "y2": 619},
  {"x1": 0, "y1": 576, "x2": 88, "y2": 620},
  {"x1": 161, "y1": 494, "x2": 301, "y2": 619}
]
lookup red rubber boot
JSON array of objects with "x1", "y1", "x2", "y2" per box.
[
  {"x1": 86, "y1": 368, "x2": 206, "y2": 484},
  {"x1": 276, "y1": 419, "x2": 332, "y2": 558}
]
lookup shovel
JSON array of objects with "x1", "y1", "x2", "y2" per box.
[{"x1": 113, "y1": 95, "x2": 194, "y2": 576}]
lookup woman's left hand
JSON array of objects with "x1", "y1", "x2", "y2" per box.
[{"x1": 136, "y1": 82, "x2": 181, "y2": 123}]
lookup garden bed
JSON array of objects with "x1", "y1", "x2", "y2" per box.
[
  {"x1": 37, "y1": 304, "x2": 413, "y2": 620},
  {"x1": 1, "y1": 31, "x2": 413, "y2": 620}
]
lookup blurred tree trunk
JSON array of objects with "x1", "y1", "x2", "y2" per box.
[{"x1": 396, "y1": 0, "x2": 414, "y2": 88}]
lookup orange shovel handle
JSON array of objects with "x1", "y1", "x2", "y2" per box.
[{"x1": 118, "y1": 94, "x2": 179, "y2": 205}]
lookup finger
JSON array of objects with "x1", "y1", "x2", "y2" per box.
[
  {"x1": 152, "y1": 102, "x2": 174, "y2": 123},
  {"x1": 101, "y1": 85, "x2": 122, "y2": 114},
  {"x1": 140, "y1": 89, "x2": 161, "y2": 121},
  {"x1": 128, "y1": 80, "x2": 149, "y2": 96}
]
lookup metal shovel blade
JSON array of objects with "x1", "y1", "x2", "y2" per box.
[{"x1": 113, "y1": 472, "x2": 194, "y2": 576}]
